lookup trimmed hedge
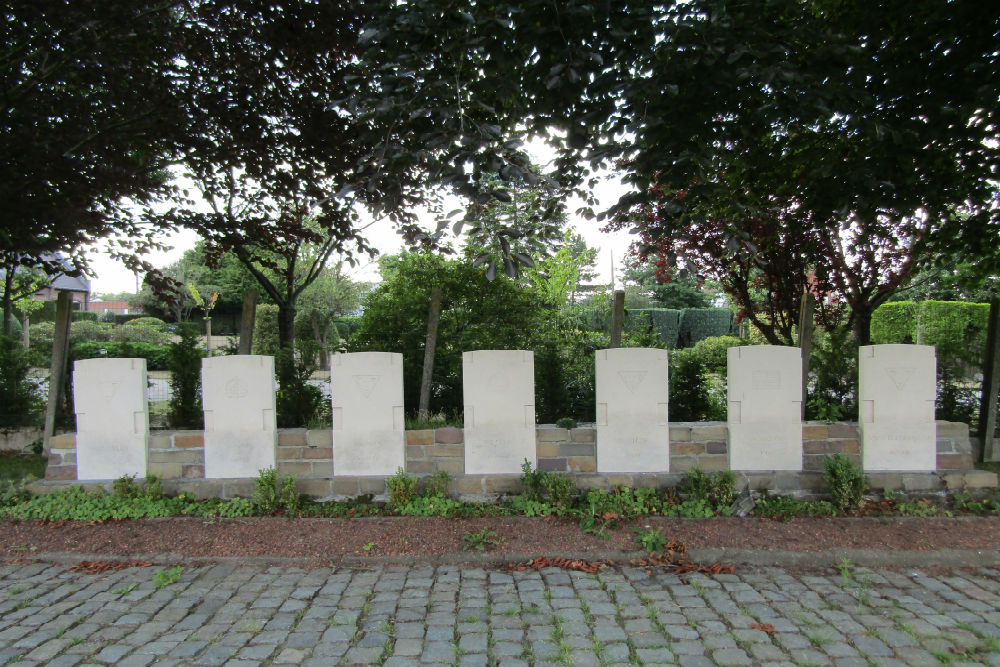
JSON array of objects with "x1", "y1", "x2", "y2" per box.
[
  {"x1": 574, "y1": 306, "x2": 732, "y2": 348},
  {"x1": 919, "y1": 301, "x2": 989, "y2": 361},
  {"x1": 627, "y1": 309, "x2": 682, "y2": 348},
  {"x1": 72, "y1": 341, "x2": 171, "y2": 370},
  {"x1": 678, "y1": 308, "x2": 734, "y2": 347},
  {"x1": 870, "y1": 301, "x2": 919, "y2": 344},
  {"x1": 871, "y1": 300, "x2": 989, "y2": 364}
]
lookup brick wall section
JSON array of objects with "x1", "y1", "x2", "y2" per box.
[{"x1": 39, "y1": 421, "x2": 990, "y2": 498}]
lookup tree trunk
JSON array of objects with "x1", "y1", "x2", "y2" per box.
[
  {"x1": 418, "y1": 287, "x2": 443, "y2": 419},
  {"x1": 43, "y1": 291, "x2": 72, "y2": 455},
  {"x1": 978, "y1": 298, "x2": 1000, "y2": 462},
  {"x1": 2, "y1": 269, "x2": 13, "y2": 337},
  {"x1": 238, "y1": 289, "x2": 258, "y2": 354},
  {"x1": 312, "y1": 312, "x2": 330, "y2": 371},
  {"x1": 277, "y1": 304, "x2": 296, "y2": 351},
  {"x1": 205, "y1": 317, "x2": 212, "y2": 353},
  {"x1": 609, "y1": 290, "x2": 625, "y2": 348},
  {"x1": 853, "y1": 307, "x2": 873, "y2": 346},
  {"x1": 797, "y1": 292, "x2": 816, "y2": 420}
]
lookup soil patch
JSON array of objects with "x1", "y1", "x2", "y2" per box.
[{"x1": 1, "y1": 516, "x2": 997, "y2": 565}]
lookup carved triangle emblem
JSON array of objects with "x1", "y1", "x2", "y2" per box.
[
  {"x1": 618, "y1": 370, "x2": 647, "y2": 393},
  {"x1": 353, "y1": 375, "x2": 379, "y2": 398},
  {"x1": 885, "y1": 366, "x2": 914, "y2": 391}
]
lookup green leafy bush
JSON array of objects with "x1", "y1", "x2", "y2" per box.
[
  {"x1": 691, "y1": 335, "x2": 745, "y2": 374},
  {"x1": 669, "y1": 348, "x2": 715, "y2": 421},
  {"x1": 251, "y1": 304, "x2": 280, "y2": 356},
  {"x1": 423, "y1": 470, "x2": 452, "y2": 498},
  {"x1": 398, "y1": 495, "x2": 462, "y2": 516},
  {"x1": 386, "y1": 467, "x2": 418, "y2": 510},
  {"x1": 352, "y1": 252, "x2": 544, "y2": 418},
  {"x1": 0, "y1": 335, "x2": 42, "y2": 428},
  {"x1": 124, "y1": 316, "x2": 168, "y2": 330},
  {"x1": 275, "y1": 346, "x2": 325, "y2": 428},
  {"x1": 806, "y1": 328, "x2": 858, "y2": 422},
  {"x1": 72, "y1": 341, "x2": 171, "y2": 370},
  {"x1": 253, "y1": 467, "x2": 279, "y2": 514},
  {"x1": 118, "y1": 323, "x2": 170, "y2": 345},
  {"x1": 683, "y1": 467, "x2": 737, "y2": 508},
  {"x1": 168, "y1": 324, "x2": 204, "y2": 428},
  {"x1": 279, "y1": 476, "x2": 301, "y2": 515},
  {"x1": 823, "y1": 454, "x2": 867, "y2": 511}
]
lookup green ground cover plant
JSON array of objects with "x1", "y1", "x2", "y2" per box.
[{"x1": 0, "y1": 459, "x2": 995, "y2": 526}]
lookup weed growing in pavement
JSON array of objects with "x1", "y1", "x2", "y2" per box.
[
  {"x1": 112, "y1": 583, "x2": 137, "y2": 598},
  {"x1": 836, "y1": 556, "x2": 854, "y2": 585},
  {"x1": 152, "y1": 566, "x2": 184, "y2": 589},
  {"x1": 362, "y1": 541, "x2": 375, "y2": 552}
]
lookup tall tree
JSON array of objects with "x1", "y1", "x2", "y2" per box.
[
  {"x1": 362, "y1": 0, "x2": 999, "y2": 311},
  {"x1": 2, "y1": 1, "x2": 183, "y2": 275},
  {"x1": 295, "y1": 262, "x2": 361, "y2": 370},
  {"x1": 621, "y1": 258, "x2": 713, "y2": 310},
  {"x1": 0, "y1": 254, "x2": 48, "y2": 336}
]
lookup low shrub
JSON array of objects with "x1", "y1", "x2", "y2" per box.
[
  {"x1": 683, "y1": 467, "x2": 737, "y2": 508},
  {"x1": 691, "y1": 335, "x2": 745, "y2": 374},
  {"x1": 823, "y1": 454, "x2": 867, "y2": 511},
  {"x1": 519, "y1": 459, "x2": 576, "y2": 507},
  {"x1": 386, "y1": 467, "x2": 418, "y2": 510},
  {"x1": 253, "y1": 467, "x2": 279, "y2": 514},
  {"x1": 423, "y1": 470, "x2": 452, "y2": 498}
]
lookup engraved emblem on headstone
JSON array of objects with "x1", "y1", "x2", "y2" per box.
[
  {"x1": 225, "y1": 376, "x2": 248, "y2": 399},
  {"x1": 751, "y1": 370, "x2": 780, "y2": 390},
  {"x1": 100, "y1": 381, "x2": 119, "y2": 400},
  {"x1": 352, "y1": 374, "x2": 379, "y2": 398},
  {"x1": 487, "y1": 371, "x2": 511, "y2": 392},
  {"x1": 885, "y1": 366, "x2": 914, "y2": 391},
  {"x1": 617, "y1": 370, "x2": 647, "y2": 393}
]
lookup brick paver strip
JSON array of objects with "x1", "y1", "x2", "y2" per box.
[{"x1": 0, "y1": 561, "x2": 999, "y2": 666}]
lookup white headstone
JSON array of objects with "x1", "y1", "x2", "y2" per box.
[
  {"x1": 727, "y1": 345, "x2": 802, "y2": 471},
  {"x1": 595, "y1": 348, "x2": 669, "y2": 472},
  {"x1": 331, "y1": 352, "x2": 405, "y2": 476},
  {"x1": 463, "y1": 350, "x2": 535, "y2": 474},
  {"x1": 73, "y1": 358, "x2": 148, "y2": 480},
  {"x1": 859, "y1": 344, "x2": 936, "y2": 471},
  {"x1": 202, "y1": 355, "x2": 276, "y2": 478}
]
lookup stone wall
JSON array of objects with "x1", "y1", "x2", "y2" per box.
[{"x1": 35, "y1": 421, "x2": 995, "y2": 500}]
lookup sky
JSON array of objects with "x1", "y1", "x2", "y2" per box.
[{"x1": 85, "y1": 144, "x2": 639, "y2": 296}]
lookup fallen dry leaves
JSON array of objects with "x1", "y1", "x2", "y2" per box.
[
  {"x1": 67, "y1": 560, "x2": 154, "y2": 574},
  {"x1": 505, "y1": 556, "x2": 612, "y2": 574}
]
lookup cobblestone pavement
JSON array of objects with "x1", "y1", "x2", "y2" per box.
[{"x1": 0, "y1": 560, "x2": 998, "y2": 667}]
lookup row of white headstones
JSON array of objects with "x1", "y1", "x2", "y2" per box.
[{"x1": 72, "y1": 344, "x2": 936, "y2": 481}]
